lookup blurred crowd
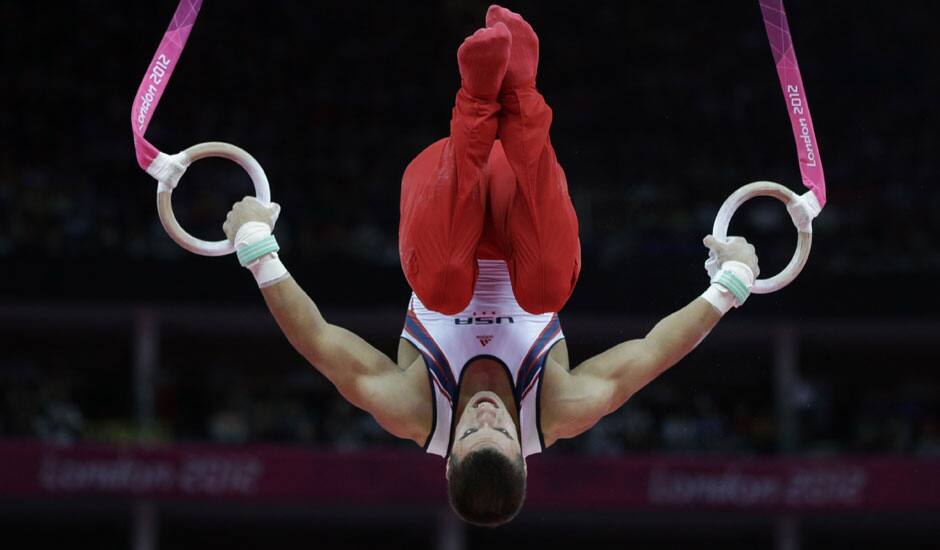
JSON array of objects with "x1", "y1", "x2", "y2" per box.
[{"x1": 2, "y1": 356, "x2": 938, "y2": 457}]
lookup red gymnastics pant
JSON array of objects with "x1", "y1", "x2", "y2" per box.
[{"x1": 399, "y1": 86, "x2": 581, "y2": 315}]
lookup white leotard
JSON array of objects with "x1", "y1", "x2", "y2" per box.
[{"x1": 400, "y1": 259, "x2": 565, "y2": 458}]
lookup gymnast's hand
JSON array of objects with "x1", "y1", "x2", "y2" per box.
[
  {"x1": 703, "y1": 235, "x2": 760, "y2": 278},
  {"x1": 223, "y1": 196, "x2": 281, "y2": 244}
]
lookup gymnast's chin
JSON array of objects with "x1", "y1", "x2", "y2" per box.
[{"x1": 445, "y1": 391, "x2": 527, "y2": 528}]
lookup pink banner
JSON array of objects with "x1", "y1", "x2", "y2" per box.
[{"x1": 1, "y1": 441, "x2": 938, "y2": 511}]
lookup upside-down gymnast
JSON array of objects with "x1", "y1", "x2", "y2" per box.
[{"x1": 223, "y1": 5, "x2": 760, "y2": 527}]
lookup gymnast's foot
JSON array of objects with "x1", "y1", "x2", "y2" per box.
[
  {"x1": 457, "y1": 22, "x2": 512, "y2": 101},
  {"x1": 486, "y1": 5, "x2": 539, "y2": 90}
]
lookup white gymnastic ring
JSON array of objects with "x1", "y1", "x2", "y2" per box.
[
  {"x1": 711, "y1": 181, "x2": 813, "y2": 295},
  {"x1": 155, "y1": 142, "x2": 271, "y2": 257}
]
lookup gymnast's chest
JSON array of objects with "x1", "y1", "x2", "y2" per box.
[{"x1": 421, "y1": 312, "x2": 547, "y2": 374}]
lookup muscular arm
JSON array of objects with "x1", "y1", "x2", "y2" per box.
[
  {"x1": 542, "y1": 298, "x2": 721, "y2": 444},
  {"x1": 260, "y1": 277, "x2": 429, "y2": 444},
  {"x1": 223, "y1": 197, "x2": 429, "y2": 444},
  {"x1": 542, "y1": 235, "x2": 758, "y2": 446},
  {"x1": 587, "y1": 297, "x2": 721, "y2": 409}
]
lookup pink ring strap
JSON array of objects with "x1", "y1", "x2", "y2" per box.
[
  {"x1": 130, "y1": 0, "x2": 204, "y2": 172},
  {"x1": 759, "y1": 0, "x2": 827, "y2": 208}
]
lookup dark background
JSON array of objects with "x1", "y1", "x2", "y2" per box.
[
  {"x1": 1, "y1": 1, "x2": 939, "y2": 548},
  {"x1": 3, "y1": 0, "x2": 938, "y2": 314}
]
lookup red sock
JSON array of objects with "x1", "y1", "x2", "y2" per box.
[
  {"x1": 486, "y1": 5, "x2": 539, "y2": 90},
  {"x1": 457, "y1": 23, "x2": 512, "y2": 101}
]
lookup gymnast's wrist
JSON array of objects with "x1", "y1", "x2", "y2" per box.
[
  {"x1": 700, "y1": 261, "x2": 755, "y2": 314},
  {"x1": 234, "y1": 221, "x2": 289, "y2": 288}
]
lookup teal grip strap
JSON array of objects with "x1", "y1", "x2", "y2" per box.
[
  {"x1": 714, "y1": 270, "x2": 750, "y2": 304},
  {"x1": 237, "y1": 234, "x2": 279, "y2": 267}
]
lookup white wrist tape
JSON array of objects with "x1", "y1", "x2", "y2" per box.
[
  {"x1": 245, "y1": 252, "x2": 289, "y2": 288},
  {"x1": 234, "y1": 221, "x2": 289, "y2": 287},
  {"x1": 701, "y1": 285, "x2": 735, "y2": 315},
  {"x1": 701, "y1": 261, "x2": 756, "y2": 314},
  {"x1": 234, "y1": 221, "x2": 272, "y2": 249}
]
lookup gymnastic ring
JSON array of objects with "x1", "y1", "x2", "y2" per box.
[
  {"x1": 155, "y1": 142, "x2": 271, "y2": 257},
  {"x1": 710, "y1": 181, "x2": 813, "y2": 295}
]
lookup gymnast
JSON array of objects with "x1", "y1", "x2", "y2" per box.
[{"x1": 223, "y1": 5, "x2": 759, "y2": 527}]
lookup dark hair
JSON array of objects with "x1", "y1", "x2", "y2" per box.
[{"x1": 447, "y1": 447, "x2": 527, "y2": 527}]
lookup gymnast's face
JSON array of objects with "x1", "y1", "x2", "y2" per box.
[{"x1": 448, "y1": 391, "x2": 523, "y2": 466}]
